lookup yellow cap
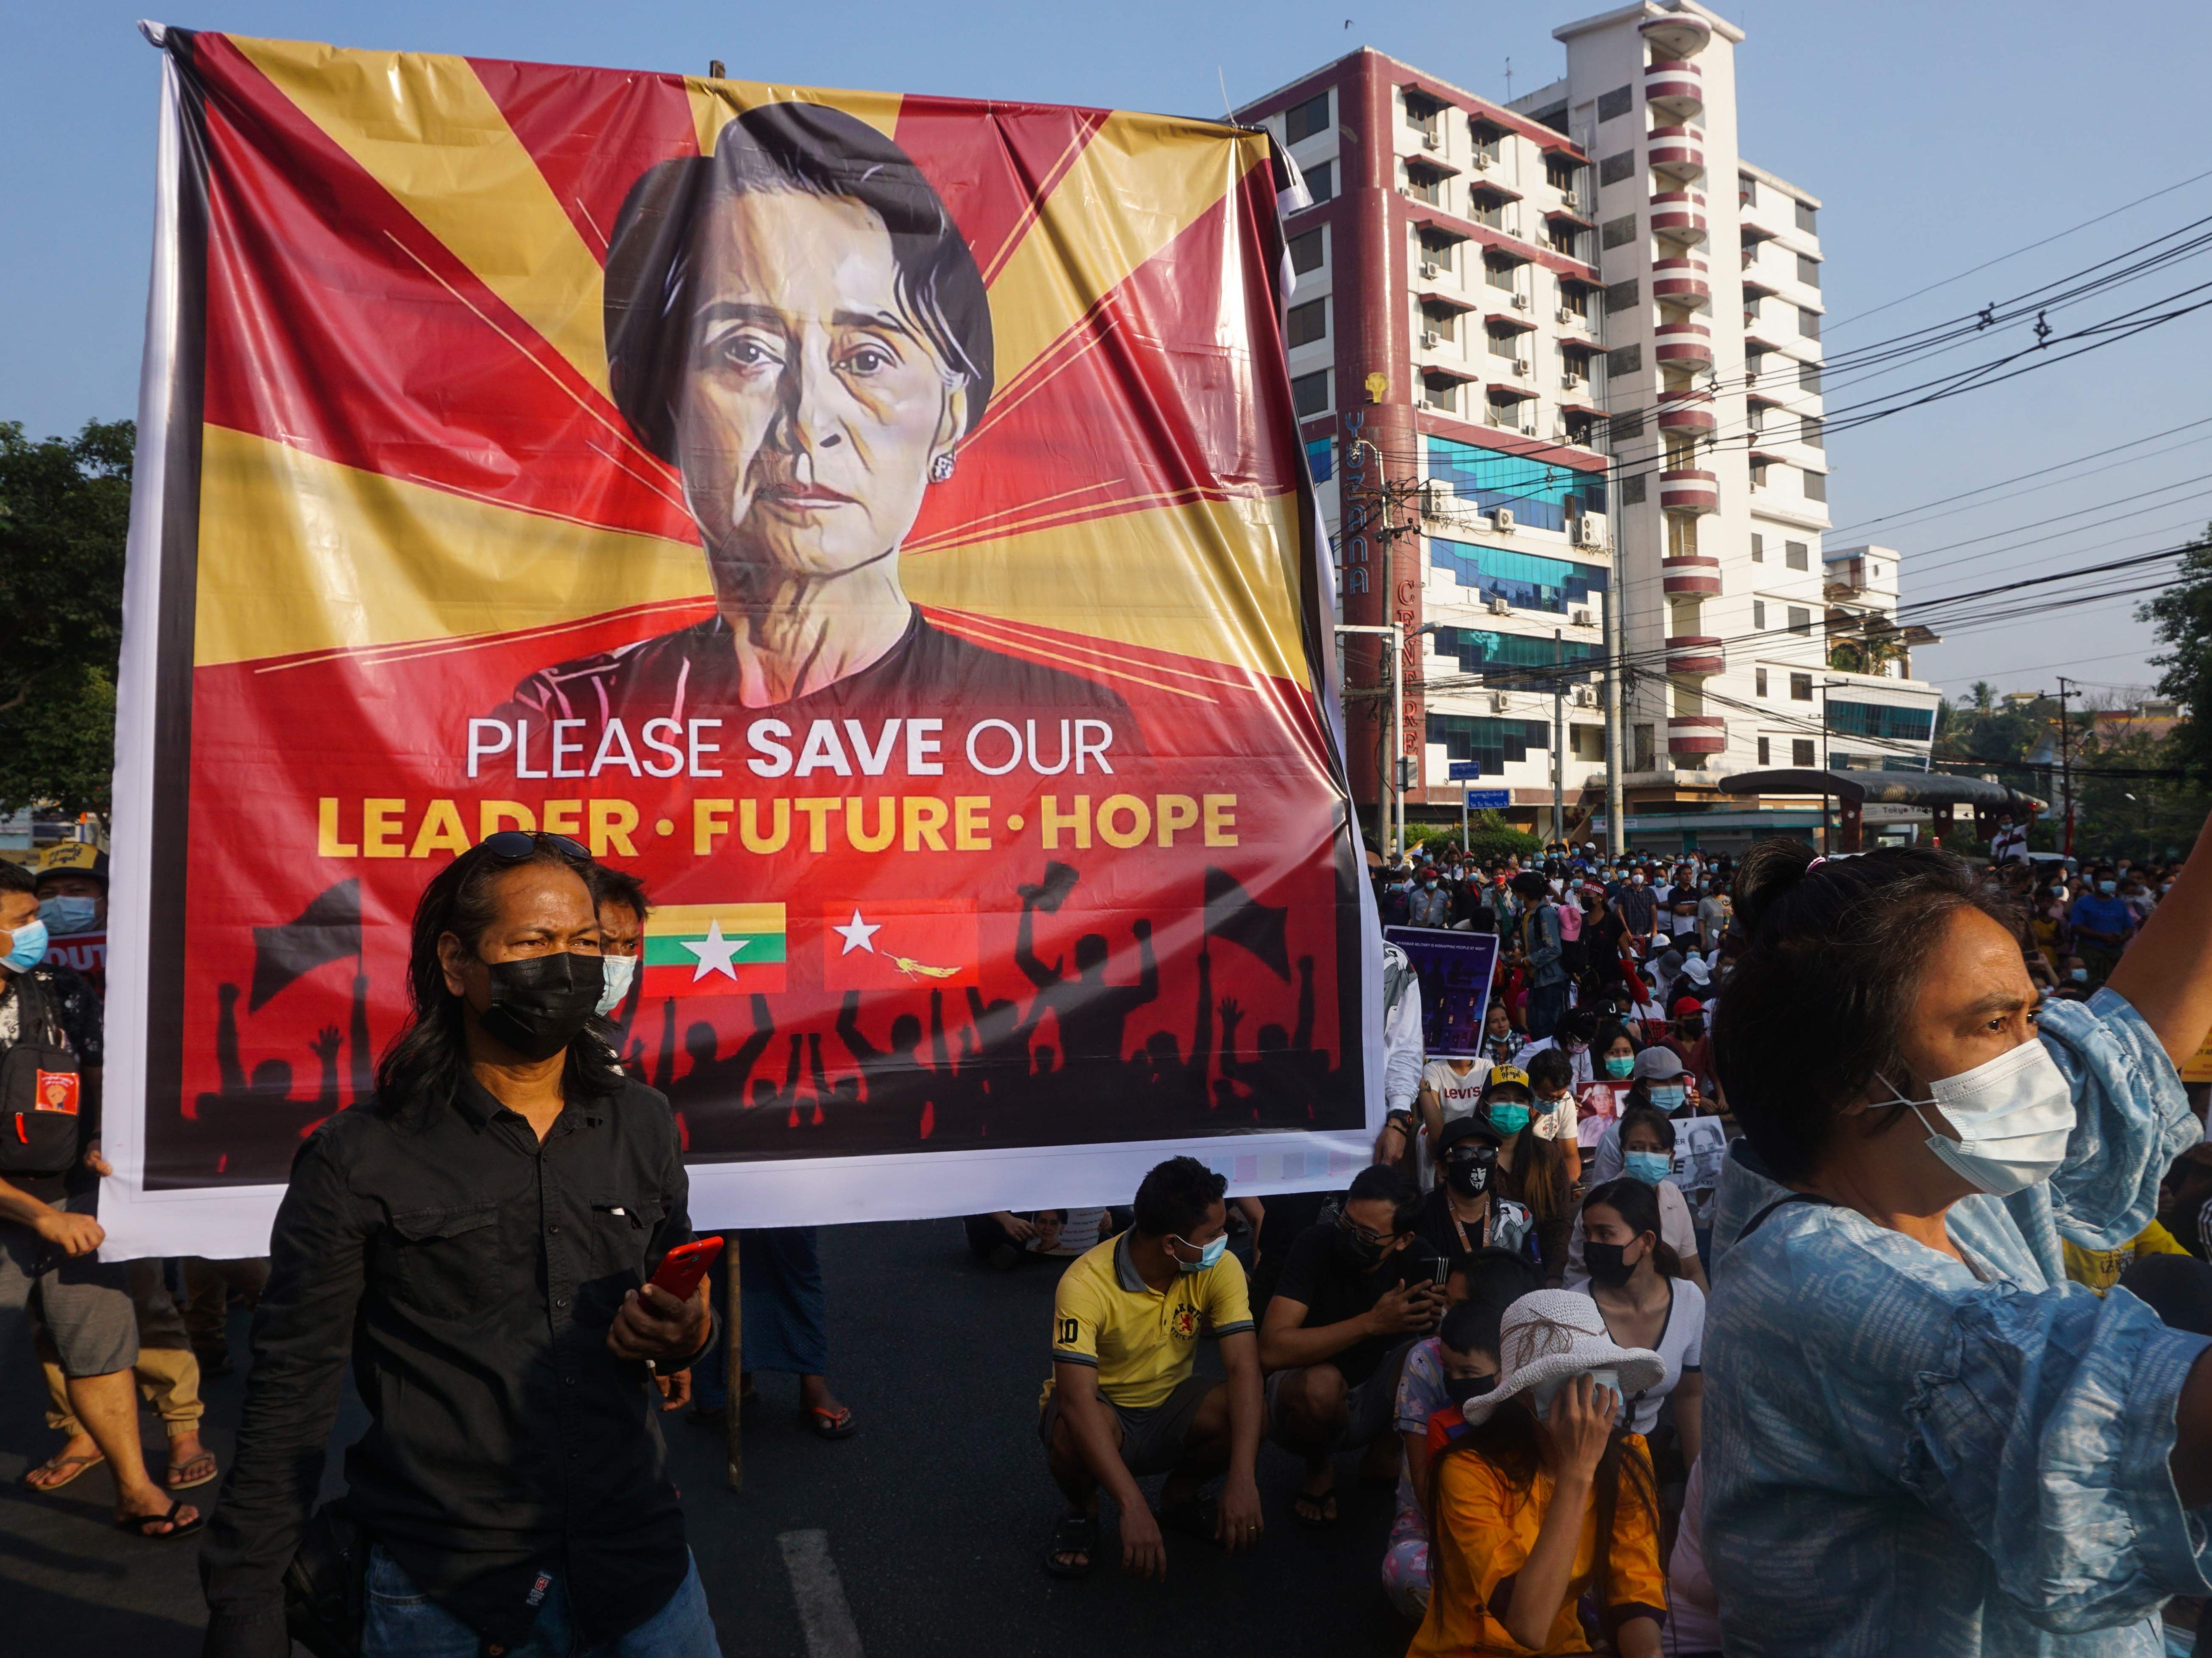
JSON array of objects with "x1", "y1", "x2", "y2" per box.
[{"x1": 1486, "y1": 1064, "x2": 1531, "y2": 1090}]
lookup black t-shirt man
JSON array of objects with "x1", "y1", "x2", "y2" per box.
[
  {"x1": 0, "y1": 963, "x2": 104, "y2": 1205},
  {"x1": 1270, "y1": 1221, "x2": 1441, "y2": 1386}
]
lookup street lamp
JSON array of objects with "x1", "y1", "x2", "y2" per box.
[{"x1": 1334, "y1": 618, "x2": 1439, "y2": 858}]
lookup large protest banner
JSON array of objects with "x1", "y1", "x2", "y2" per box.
[{"x1": 99, "y1": 29, "x2": 1378, "y2": 1257}]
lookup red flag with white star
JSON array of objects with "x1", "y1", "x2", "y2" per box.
[{"x1": 821, "y1": 901, "x2": 980, "y2": 990}]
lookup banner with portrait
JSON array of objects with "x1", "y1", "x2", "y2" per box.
[{"x1": 99, "y1": 30, "x2": 1376, "y2": 1257}]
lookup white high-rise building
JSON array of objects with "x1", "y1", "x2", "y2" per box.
[{"x1": 1239, "y1": 0, "x2": 1940, "y2": 853}]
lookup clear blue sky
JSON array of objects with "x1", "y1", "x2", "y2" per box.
[{"x1": 8, "y1": 0, "x2": 2210, "y2": 703}]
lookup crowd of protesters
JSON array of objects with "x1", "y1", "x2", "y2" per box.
[{"x1": 11, "y1": 817, "x2": 2212, "y2": 1656}]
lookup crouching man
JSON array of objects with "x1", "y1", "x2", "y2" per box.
[{"x1": 1039, "y1": 1157, "x2": 1264, "y2": 1580}]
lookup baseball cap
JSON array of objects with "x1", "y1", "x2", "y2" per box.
[
  {"x1": 1670, "y1": 995, "x2": 1705, "y2": 1018},
  {"x1": 1630, "y1": 1047, "x2": 1685, "y2": 1083},
  {"x1": 36, "y1": 844, "x2": 109, "y2": 887}
]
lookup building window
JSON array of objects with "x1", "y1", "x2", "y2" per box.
[
  {"x1": 1799, "y1": 306, "x2": 1821, "y2": 340},
  {"x1": 1485, "y1": 256, "x2": 1519, "y2": 292},
  {"x1": 1792, "y1": 737, "x2": 1817, "y2": 767},
  {"x1": 1289, "y1": 228, "x2": 1326, "y2": 274},
  {"x1": 1572, "y1": 725, "x2": 1605, "y2": 761},
  {"x1": 1801, "y1": 415, "x2": 1824, "y2": 449},
  {"x1": 1745, "y1": 346, "x2": 1767, "y2": 381},
  {"x1": 1425, "y1": 533, "x2": 1613, "y2": 610},
  {"x1": 1292, "y1": 369, "x2": 1331, "y2": 417},
  {"x1": 1795, "y1": 199, "x2": 1818, "y2": 234},
  {"x1": 1799, "y1": 360, "x2": 1823, "y2": 394},
  {"x1": 1426, "y1": 712, "x2": 1556, "y2": 772},
  {"x1": 1750, "y1": 460, "x2": 1770, "y2": 491},
  {"x1": 1603, "y1": 278, "x2": 1640, "y2": 314},
  {"x1": 1303, "y1": 160, "x2": 1337, "y2": 204},
  {"x1": 1621, "y1": 472, "x2": 1647, "y2": 505},
  {"x1": 1607, "y1": 410, "x2": 1643, "y2": 445},
  {"x1": 1423, "y1": 376, "x2": 1459, "y2": 413},
  {"x1": 1790, "y1": 672, "x2": 1813, "y2": 701},
  {"x1": 1420, "y1": 308, "x2": 1456, "y2": 346},
  {"x1": 1797, "y1": 252, "x2": 1821, "y2": 289},
  {"x1": 1288, "y1": 299, "x2": 1328, "y2": 348},
  {"x1": 1606, "y1": 343, "x2": 1642, "y2": 377},
  {"x1": 1304, "y1": 436, "x2": 1333, "y2": 483},
  {"x1": 1739, "y1": 174, "x2": 1757, "y2": 207},
  {"x1": 1751, "y1": 532, "x2": 1765, "y2": 563},
  {"x1": 1407, "y1": 163, "x2": 1444, "y2": 206},
  {"x1": 1470, "y1": 191, "x2": 1506, "y2": 230},
  {"x1": 1487, "y1": 324, "x2": 1523, "y2": 361},
  {"x1": 1752, "y1": 600, "x2": 1766, "y2": 629},
  {"x1": 1755, "y1": 667, "x2": 1769, "y2": 697},
  {"x1": 1406, "y1": 92, "x2": 1443, "y2": 140},
  {"x1": 1559, "y1": 283, "x2": 1590, "y2": 320},
  {"x1": 1785, "y1": 540, "x2": 1809, "y2": 571},
  {"x1": 1757, "y1": 736, "x2": 1771, "y2": 765},
  {"x1": 1545, "y1": 153, "x2": 1579, "y2": 192},
  {"x1": 1597, "y1": 85, "x2": 1633, "y2": 122},
  {"x1": 1601, "y1": 214, "x2": 1640, "y2": 250},
  {"x1": 1827, "y1": 700, "x2": 1936, "y2": 743},
  {"x1": 1634, "y1": 724, "x2": 1656, "y2": 770},
  {"x1": 1599, "y1": 151, "x2": 1636, "y2": 186},
  {"x1": 1788, "y1": 606, "x2": 1812, "y2": 634},
  {"x1": 1285, "y1": 90, "x2": 1332, "y2": 145},
  {"x1": 1804, "y1": 470, "x2": 1829, "y2": 503}
]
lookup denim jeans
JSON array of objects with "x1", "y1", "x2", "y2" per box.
[{"x1": 362, "y1": 1545, "x2": 722, "y2": 1658}]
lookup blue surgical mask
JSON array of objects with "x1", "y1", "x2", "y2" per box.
[
  {"x1": 2098, "y1": 880, "x2": 2117, "y2": 896},
  {"x1": 1174, "y1": 1233, "x2": 1227, "y2": 1274},
  {"x1": 2069, "y1": 967, "x2": 2088, "y2": 983},
  {"x1": 594, "y1": 953, "x2": 637, "y2": 1016},
  {"x1": 1624, "y1": 1150, "x2": 1673, "y2": 1185},
  {"x1": 3, "y1": 918, "x2": 49, "y2": 973},
  {"x1": 39, "y1": 896, "x2": 99, "y2": 936},
  {"x1": 1648, "y1": 1083, "x2": 1686, "y2": 1112},
  {"x1": 1487, "y1": 1101, "x2": 1532, "y2": 1135}
]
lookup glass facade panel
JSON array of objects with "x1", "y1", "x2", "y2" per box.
[
  {"x1": 1427, "y1": 436, "x2": 1607, "y2": 531},
  {"x1": 1426, "y1": 713, "x2": 1554, "y2": 772},
  {"x1": 1428, "y1": 539, "x2": 1609, "y2": 613},
  {"x1": 1826, "y1": 701, "x2": 1936, "y2": 743},
  {"x1": 1429, "y1": 626, "x2": 1604, "y2": 677},
  {"x1": 1305, "y1": 436, "x2": 1333, "y2": 482}
]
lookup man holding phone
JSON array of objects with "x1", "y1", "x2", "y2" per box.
[
  {"x1": 1260, "y1": 1165, "x2": 1444, "y2": 1528},
  {"x1": 201, "y1": 834, "x2": 719, "y2": 1658}
]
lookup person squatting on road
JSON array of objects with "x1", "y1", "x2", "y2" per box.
[{"x1": 199, "y1": 831, "x2": 720, "y2": 1658}]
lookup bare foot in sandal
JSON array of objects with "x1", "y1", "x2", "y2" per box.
[
  {"x1": 164, "y1": 1430, "x2": 219, "y2": 1491},
  {"x1": 25, "y1": 1435, "x2": 106, "y2": 1492}
]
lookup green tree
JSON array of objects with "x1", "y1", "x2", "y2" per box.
[
  {"x1": 0, "y1": 419, "x2": 133, "y2": 816},
  {"x1": 2140, "y1": 526, "x2": 2212, "y2": 778},
  {"x1": 1969, "y1": 680, "x2": 1995, "y2": 712}
]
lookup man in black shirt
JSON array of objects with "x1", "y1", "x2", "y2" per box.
[
  {"x1": 200, "y1": 835, "x2": 718, "y2": 1658},
  {"x1": 1258, "y1": 1165, "x2": 1442, "y2": 1527},
  {"x1": 0, "y1": 860, "x2": 197, "y2": 1538}
]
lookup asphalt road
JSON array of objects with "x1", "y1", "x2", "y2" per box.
[{"x1": 1, "y1": 1222, "x2": 1416, "y2": 1657}]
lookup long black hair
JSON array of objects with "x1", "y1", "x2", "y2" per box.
[
  {"x1": 1712, "y1": 838, "x2": 2018, "y2": 1182},
  {"x1": 1581, "y1": 1175, "x2": 1682, "y2": 1279},
  {"x1": 373, "y1": 841, "x2": 623, "y2": 1117}
]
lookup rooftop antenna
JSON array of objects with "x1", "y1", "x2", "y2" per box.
[{"x1": 1504, "y1": 56, "x2": 1514, "y2": 101}]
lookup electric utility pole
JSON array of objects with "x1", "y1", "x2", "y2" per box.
[{"x1": 2056, "y1": 677, "x2": 2078, "y2": 857}]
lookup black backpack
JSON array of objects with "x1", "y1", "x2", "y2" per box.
[{"x1": 0, "y1": 973, "x2": 85, "y2": 1178}]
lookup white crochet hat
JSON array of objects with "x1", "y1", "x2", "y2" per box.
[{"x1": 1459, "y1": 1289, "x2": 1667, "y2": 1426}]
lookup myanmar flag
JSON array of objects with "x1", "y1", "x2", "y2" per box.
[
  {"x1": 821, "y1": 901, "x2": 979, "y2": 991},
  {"x1": 643, "y1": 904, "x2": 787, "y2": 996}
]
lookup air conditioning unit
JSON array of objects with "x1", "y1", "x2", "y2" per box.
[
  {"x1": 1420, "y1": 260, "x2": 1443, "y2": 279},
  {"x1": 1512, "y1": 292, "x2": 1532, "y2": 311},
  {"x1": 1564, "y1": 369, "x2": 1585, "y2": 389},
  {"x1": 1572, "y1": 608, "x2": 1595, "y2": 628},
  {"x1": 1422, "y1": 131, "x2": 1441, "y2": 151},
  {"x1": 1512, "y1": 358, "x2": 1531, "y2": 376},
  {"x1": 1573, "y1": 685, "x2": 1598, "y2": 707},
  {"x1": 1493, "y1": 507, "x2": 1517, "y2": 533},
  {"x1": 1573, "y1": 511, "x2": 1608, "y2": 547},
  {"x1": 1520, "y1": 419, "x2": 1539, "y2": 436},
  {"x1": 1472, "y1": 151, "x2": 1494, "y2": 170},
  {"x1": 1420, "y1": 328, "x2": 1442, "y2": 349},
  {"x1": 1561, "y1": 189, "x2": 1581, "y2": 211},
  {"x1": 1487, "y1": 595, "x2": 1513, "y2": 617},
  {"x1": 1490, "y1": 692, "x2": 1514, "y2": 713},
  {"x1": 1557, "y1": 306, "x2": 1580, "y2": 325},
  {"x1": 1419, "y1": 481, "x2": 1448, "y2": 520}
]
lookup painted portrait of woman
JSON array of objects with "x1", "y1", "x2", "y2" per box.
[{"x1": 507, "y1": 101, "x2": 1127, "y2": 724}]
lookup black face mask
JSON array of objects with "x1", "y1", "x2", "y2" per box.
[
  {"x1": 1444, "y1": 1373, "x2": 1497, "y2": 1407},
  {"x1": 1444, "y1": 1151, "x2": 1495, "y2": 1197},
  {"x1": 1584, "y1": 1239, "x2": 1638, "y2": 1289},
  {"x1": 476, "y1": 952, "x2": 605, "y2": 1062},
  {"x1": 1336, "y1": 1224, "x2": 1390, "y2": 1268}
]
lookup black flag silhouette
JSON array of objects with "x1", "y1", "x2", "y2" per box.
[
  {"x1": 1203, "y1": 867, "x2": 1289, "y2": 981},
  {"x1": 250, "y1": 879, "x2": 361, "y2": 1012}
]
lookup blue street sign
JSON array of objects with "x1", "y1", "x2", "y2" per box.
[
  {"x1": 1464, "y1": 789, "x2": 1511, "y2": 809},
  {"x1": 1447, "y1": 760, "x2": 1484, "y2": 780}
]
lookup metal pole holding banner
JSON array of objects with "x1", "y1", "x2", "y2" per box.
[
  {"x1": 724, "y1": 1239, "x2": 742, "y2": 1490},
  {"x1": 1551, "y1": 630, "x2": 1565, "y2": 848},
  {"x1": 1337, "y1": 621, "x2": 1410, "y2": 857}
]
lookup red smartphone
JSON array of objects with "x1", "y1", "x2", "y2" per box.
[{"x1": 646, "y1": 1236, "x2": 724, "y2": 1302}]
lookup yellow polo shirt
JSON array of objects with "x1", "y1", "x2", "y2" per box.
[{"x1": 1045, "y1": 1232, "x2": 1254, "y2": 1410}]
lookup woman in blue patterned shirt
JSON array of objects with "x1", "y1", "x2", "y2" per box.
[{"x1": 1702, "y1": 827, "x2": 2212, "y2": 1656}]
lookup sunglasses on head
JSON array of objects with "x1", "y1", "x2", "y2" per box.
[{"x1": 478, "y1": 830, "x2": 592, "y2": 864}]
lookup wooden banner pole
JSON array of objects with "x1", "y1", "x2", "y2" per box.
[{"x1": 724, "y1": 1236, "x2": 743, "y2": 1490}]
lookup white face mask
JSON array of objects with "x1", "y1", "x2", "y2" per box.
[
  {"x1": 1881, "y1": 1038, "x2": 2076, "y2": 1197},
  {"x1": 595, "y1": 953, "x2": 638, "y2": 1016}
]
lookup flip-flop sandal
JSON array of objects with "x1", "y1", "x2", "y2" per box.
[
  {"x1": 1043, "y1": 1513, "x2": 1099, "y2": 1578},
  {"x1": 803, "y1": 1404, "x2": 857, "y2": 1439},
  {"x1": 117, "y1": 1500, "x2": 204, "y2": 1541},
  {"x1": 1155, "y1": 1497, "x2": 1221, "y2": 1546},
  {"x1": 25, "y1": 1451, "x2": 105, "y2": 1492},
  {"x1": 166, "y1": 1451, "x2": 220, "y2": 1491},
  {"x1": 1291, "y1": 1489, "x2": 1339, "y2": 1529}
]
